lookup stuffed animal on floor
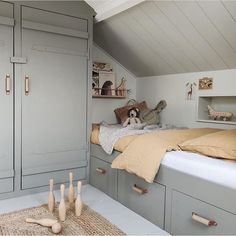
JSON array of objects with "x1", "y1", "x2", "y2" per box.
[{"x1": 123, "y1": 107, "x2": 141, "y2": 127}]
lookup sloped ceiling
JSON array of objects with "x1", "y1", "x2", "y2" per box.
[{"x1": 93, "y1": 1, "x2": 236, "y2": 77}]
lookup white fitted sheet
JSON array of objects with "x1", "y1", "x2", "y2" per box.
[{"x1": 161, "y1": 151, "x2": 236, "y2": 189}]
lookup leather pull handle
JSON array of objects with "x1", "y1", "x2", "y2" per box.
[
  {"x1": 192, "y1": 212, "x2": 217, "y2": 227},
  {"x1": 5, "y1": 74, "x2": 11, "y2": 95},
  {"x1": 25, "y1": 76, "x2": 30, "y2": 96},
  {"x1": 96, "y1": 167, "x2": 106, "y2": 174},
  {"x1": 132, "y1": 184, "x2": 148, "y2": 195}
]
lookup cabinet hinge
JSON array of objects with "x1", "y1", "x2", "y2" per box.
[{"x1": 10, "y1": 57, "x2": 27, "y2": 64}]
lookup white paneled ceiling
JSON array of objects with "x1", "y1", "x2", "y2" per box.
[{"x1": 93, "y1": 0, "x2": 236, "y2": 77}]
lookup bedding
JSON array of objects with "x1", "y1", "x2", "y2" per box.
[
  {"x1": 179, "y1": 129, "x2": 236, "y2": 160},
  {"x1": 91, "y1": 123, "x2": 137, "y2": 152},
  {"x1": 98, "y1": 123, "x2": 150, "y2": 154},
  {"x1": 111, "y1": 128, "x2": 220, "y2": 183}
]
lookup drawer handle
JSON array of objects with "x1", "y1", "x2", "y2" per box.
[
  {"x1": 132, "y1": 184, "x2": 148, "y2": 195},
  {"x1": 96, "y1": 167, "x2": 106, "y2": 174},
  {"x1": 192, "y1": 212, "x2": 217, "y2": 227}
]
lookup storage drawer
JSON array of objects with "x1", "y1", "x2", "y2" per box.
[
  {"x1": 118, "y1": 170, "x2": 165, "y2": 228},
  {"x1": 90, "y1": 156, "x2": 117, "y2": 199},
  {"x1": 22, "y1": 167, "x2": 86, "y2": 189},
  {"x1": 171, "y1": 190, "x2": 236, "y2": 235}
]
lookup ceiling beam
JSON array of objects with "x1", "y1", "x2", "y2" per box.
[{"x1": 94, "y1": 0, "x2": 146, "y2": 23}]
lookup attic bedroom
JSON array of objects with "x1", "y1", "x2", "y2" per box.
[{"x1": 0, "y1": 0, "x2": 235, "y2": 235}]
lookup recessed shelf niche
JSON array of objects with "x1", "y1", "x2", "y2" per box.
[{"x1": 197, "y1": 95, "x2": 236, "y2": 125}]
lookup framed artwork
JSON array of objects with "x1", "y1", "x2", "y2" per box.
[
  {"x1": 186, "y1": 82, "x2": 197, "y2": 100},
  {"x1": 199, "y1": 77, "x2": 213, "y2": 90},
  {"x1": 92, "y1": 62, "x2": 113, "y2": 95},
  {"x1": 99, "y1": 71, "x2": 116, "y2": 96}
]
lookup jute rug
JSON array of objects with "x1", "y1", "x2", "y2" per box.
[{"x1": 0, "y1": 203, "x2": 125, "y2": 235}]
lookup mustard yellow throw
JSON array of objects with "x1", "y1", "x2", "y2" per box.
[{"x1": 111, "y1": 128, "x2": 220, "y2": 183}]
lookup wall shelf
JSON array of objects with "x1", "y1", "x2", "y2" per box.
[
  {"x1": 197, "y1": 95, "x2": 236, "y2": 125},
  {"x1": 92, "y1": 95, "x2": 126, "y2": 99}
]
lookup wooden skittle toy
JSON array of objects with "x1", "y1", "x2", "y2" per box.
[
  {"x1": 75, "y1": 181, "x2": 82, "y2": 216},
  {"x1": 48, "y1": 179, "x2": 55, "y2": 213},
  {"x1": 25, "y1": 218, "x2": 58, "y2": 227},
  {"x1": 58, "y1": 184, "x2": 66, "y2": 221},
  {"x1": 67, "y1": 172, "x2": 74, "y2": 204}
]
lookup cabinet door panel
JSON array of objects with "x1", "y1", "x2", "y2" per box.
[
  {"x1": 0, "y1": 20, "x2": 14, "y2": 179},
  {"x1": 21, "y1": 9, "x2": 88, "y2": 174}
]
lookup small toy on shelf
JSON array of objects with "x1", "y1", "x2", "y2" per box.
[
  {"x1": 207, "y1": 105, "x2": 233, "y2": 121},
  {"x1": 116, "y1": 77, "x2": 126, "y2": 97},
  {"x1": 123, "y1": 107, "x2": 141, "y2": 127},
  {"x1": 48, "y1": 179, "x2": 55, "y2": 213}
]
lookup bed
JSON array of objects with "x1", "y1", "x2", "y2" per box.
[{"x1": 90, "y1": 125, "x2": 236, "y2": 235}]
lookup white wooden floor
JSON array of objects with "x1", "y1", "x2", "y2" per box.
[{"x1": 0, "y1": 185, "x2": 168, "y2": 235}]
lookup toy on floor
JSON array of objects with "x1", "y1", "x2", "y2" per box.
[
  {"x1": 208, "y1": 105, "x2": 233, "y2": 121},
  {"x1": 75, "y1": 181, "x2": 82, "y2": 216},
  {"x1": 48, "y1": 179, "x2": 55, "y2": 213},
  {"x1": 123, "y1": 107, "x2": 141, "y2": 127},
  {"x1": 25, "y1": 218, "x2": 62, "y2": 233},
  {"x1": 59, "y1": 184, "x2": 66, "y2": 222},
  {"x1": 68, "y1": 172, "x2": 74, "y2": 204}
]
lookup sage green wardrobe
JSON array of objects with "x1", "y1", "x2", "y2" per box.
[{"x1": 0, "y1": 1, "x2": 94, "y2": 198}]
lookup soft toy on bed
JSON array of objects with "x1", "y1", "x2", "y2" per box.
[{"x1": 123, "y1": 107, "x2": 141, "y2": 127}]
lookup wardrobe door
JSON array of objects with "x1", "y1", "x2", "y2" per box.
[
  {"x1": 0, "y1": 2, "x2": 14, "y2": 193},
  {"x1": 21, "y1": 7, "x2": 88, "y2": 185}
]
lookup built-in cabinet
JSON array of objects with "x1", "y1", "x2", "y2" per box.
[
  {"x1": 0, "y1": 1, "x2": 14, "y2": 194},
  {"x1": 0, "y1": 1, "x2": 93, "y2": 197}
]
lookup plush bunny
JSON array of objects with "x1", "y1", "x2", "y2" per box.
[{"x1": 123, "y1": 107, "x2": 141, "y2": 127}]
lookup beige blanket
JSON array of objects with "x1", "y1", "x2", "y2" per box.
[{"x1": 111, "y1": 128, "x2": 220, "y2": 183}]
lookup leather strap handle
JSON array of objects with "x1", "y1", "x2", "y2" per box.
[
  {"x1": 132, "y1": 184, "x2": 148, "y2": 195},
  {"x1": 192, "y1": 212, "x2": 217, "y2": 226},
  {"x1": 96, "y1": 167, "x2": 106, "y2": 174}
]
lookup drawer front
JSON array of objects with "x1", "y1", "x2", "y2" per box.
[
  {"x1": 90, "y1": 156, "x2": 117, "y2": 199},
  {"x1": 22, "y1": 167, "x2": 86, "y2": 189},
  {"x1": 171, "y1": 190, "x2": 236, "y2": 235},
  {"x1": 118, "y1": 170, "x2": 165, "y2": 228},
  {"x1": 0, "y1": 178, "x2": 13, "y2": 194}
]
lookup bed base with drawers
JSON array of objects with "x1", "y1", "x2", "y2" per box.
[{"x1": 90, "y1": 144, "x2": 236, "y2": 235}]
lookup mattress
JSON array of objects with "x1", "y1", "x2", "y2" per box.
[{"x1": 162, "y1": 151, "x2": 236, "y2": 189}]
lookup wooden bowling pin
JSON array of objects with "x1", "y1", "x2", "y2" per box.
[
  {"x1": 59, "y1": 184, "x2": 66, "y2": 222},
  {"x1": 26, "y1": 218, "x2": 58, "y2": 227},
  {"x1": 48, "y1": 179, "x2": 55, "y2": 213},
  {"x1": 67, "y1": 172, "x2": 74, "y2": 204},
  {"x1": 75, "y1": 181, "x2": 82, "y2": 216}
]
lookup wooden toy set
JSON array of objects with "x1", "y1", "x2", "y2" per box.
[{"x1": 25, "y1": 172, "x2": 82, "y2": 234}]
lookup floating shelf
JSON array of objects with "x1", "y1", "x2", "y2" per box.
[
  {"x1": 92, "y1": 95, "x2": 126, "y2": 99},
  {"x1": 197, "y1": 95, "x2": 236, "y2": 125},
  {"x1": 92, "y1": 88, "x2": 129, "y2": 99}
]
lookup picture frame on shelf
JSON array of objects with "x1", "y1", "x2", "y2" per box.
[{"x1": 92, "y1": 62, "x2": 113, "y2": 95}]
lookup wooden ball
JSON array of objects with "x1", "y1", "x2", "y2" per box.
[{"x1": 51, "y1": 222, "x2": 62, "y2": 234}]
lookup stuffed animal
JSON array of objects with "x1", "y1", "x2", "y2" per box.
[{"x1": 123, "y1": 107, "x2": 141, "y2": 127}]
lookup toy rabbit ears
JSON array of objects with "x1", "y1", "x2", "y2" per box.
[{"x1": 155, "y1": 100, "x2": 167, "y2": 113}]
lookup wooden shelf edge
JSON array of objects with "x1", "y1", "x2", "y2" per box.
[{"x1": 92, "y1": 95, "x2": 126, "y2": 99}]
